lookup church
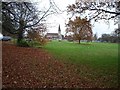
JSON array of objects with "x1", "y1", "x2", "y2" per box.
[{"x1": 45, "y1": 25, "x2": 63, "y2": 40}]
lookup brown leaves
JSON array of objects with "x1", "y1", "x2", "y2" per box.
[{"x1": 2, "y1": 43, "x2": 94, "y2": 88}]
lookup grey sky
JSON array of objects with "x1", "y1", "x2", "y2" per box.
[{"x1": 1, "y1": 0, "x2": 117, "y2": 38}]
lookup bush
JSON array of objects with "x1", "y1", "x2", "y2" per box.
[
  {"x1": 18, "y1": 39, "x2": 29, "y2": 47},
  {"x1": 11, "y1": 38, "x2": 17, "y2": 44},
  {"x1": 40, "y1": 38, "x2": 48, "y2": 45},
  {"x1": 17, "y1": 37, "x2": 48, "y2": 48},
  {"x1": 28, "y1": 40, "x2": 40, "y2": 47}
]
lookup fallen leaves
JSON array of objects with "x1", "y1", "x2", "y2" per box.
[{"x1": 2, "y1": 42, "x2": 94, "y2": 88}]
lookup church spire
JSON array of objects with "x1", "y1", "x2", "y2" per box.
[
  {"x1": 58, "y1": 24, "x2": 62, "y2": 41},
  {"x1": 58, "y1": 24, "x2": 61, "y2": 33}
]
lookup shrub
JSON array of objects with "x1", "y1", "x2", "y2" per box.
[
  {"x1": 28, "y1": 40, "x2": 40, "y2": 47},
  {"x1": 17, "y1": 39, "x2": 29, "y2": 47},
  {"x1": 11, "y1": 38, "x2": 17, "y2": 44},
  {"x1": 40, "y1": 38, "x2": 48, "y2": 45}
]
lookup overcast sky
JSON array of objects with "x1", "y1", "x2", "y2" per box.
[
  {"x1": 0, "y1": 0, "x2": 118, "y2": 39},
  {"x1": 32, "y1": 0, "x2": 118, "y2": 37}
]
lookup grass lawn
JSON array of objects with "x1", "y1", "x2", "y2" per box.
[{"x1": 44, "y1": 40, "x2": 118, "y2": 87}]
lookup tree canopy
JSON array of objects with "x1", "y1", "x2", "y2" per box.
[{"x1": 66, "y1": 16, "x2": 92, "y2": 43}]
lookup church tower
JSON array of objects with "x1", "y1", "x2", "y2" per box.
[
  {"x1": 58, "y1": 24, "x2": 62, "y2": 40},
  {"x1": 58, "y1": 24, "x2": 61, "y2": 34}
]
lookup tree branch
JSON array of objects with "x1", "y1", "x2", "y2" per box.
[
  {"x1": 89, "y1": 8, "x2": 120, "y2": 15},
  {"x1": 25, "y1": 6, "x2": 52, "y2": 28}
]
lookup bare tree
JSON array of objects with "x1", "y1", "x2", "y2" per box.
[
  {"x1": 2, "y1": 1, "x2": 56, "y2": 45},
  {"x1": 67, "y1": 0, "x2": 120, "y2": 21}
]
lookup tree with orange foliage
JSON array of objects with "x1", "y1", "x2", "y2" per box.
[
  {"x1": 27, "y1": 24, "x2": 47, "y2": 45},
  {"x1": 66, "y1": 16, "x2": 93, "y2": 44}
]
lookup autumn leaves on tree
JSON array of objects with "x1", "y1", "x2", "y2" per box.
[{"x1": 66, "y1": 17, "x2": 93, "y2": 44}]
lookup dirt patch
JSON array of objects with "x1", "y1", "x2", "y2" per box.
[{"x1": 2, "y1": 42, "x2": 94, "y2": 88}]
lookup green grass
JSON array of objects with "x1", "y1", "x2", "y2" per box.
[{"x1": 44, "y1": 40, "x2": 118, "y2": 87}]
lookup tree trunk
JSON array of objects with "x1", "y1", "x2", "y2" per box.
[
  {"x1": 17, "y1": 19, "x2": 25, "y2": 45},
  {"x1": 17, "y1": 28, "x2": 23, "y2": 44},
  {"x1": 79, "y1": 39, "x2": 80, "y2": 44}
]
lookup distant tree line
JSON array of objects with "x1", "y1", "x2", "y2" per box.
[{"x1": 98, "y1": 29, "x2": 119, "y2": 43}]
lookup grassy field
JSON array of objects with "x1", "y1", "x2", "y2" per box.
[{"x1": 44, "y1": 40, "x2": 118, "y2": 87}]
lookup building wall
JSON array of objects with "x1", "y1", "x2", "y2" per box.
[{"x1": 46, "y1": 34, "x2": 59, "y2": 39}]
